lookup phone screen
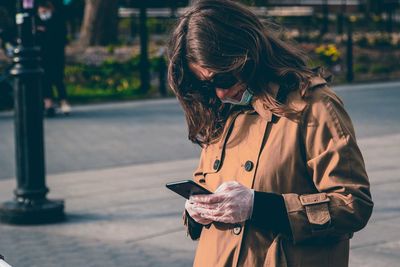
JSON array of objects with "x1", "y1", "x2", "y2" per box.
[{"x1": 166, "y1": 180, "x2": 212, "y2": 199}]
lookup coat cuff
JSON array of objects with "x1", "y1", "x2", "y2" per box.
[
  {"x1": 250, "y1": 191, "x2": 292, "y2": 237},
  {"x1": 283, "y1": 193, "x2": 333, "y2": 244}
]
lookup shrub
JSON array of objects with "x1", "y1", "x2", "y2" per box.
[
  {"x1": 64, "y1": 55, "x2": 162, "y2": 100},
  {"x1": 355, "y1": 36, "x2": 369, "y2": 48},
  {"x1": 356, "y1": 54, "x2": 371, "y2": 64},
  {"x1": 354, "y1": 64, "x2": 369, "y2": 74},
  {"x1": 370, "y1": 64, "x2": 390, "y2": 74},
  {"x1": 374, "y1": 35, "x2": 392, "y2": 48},
  {"x1": 315, "y1": 44, "x2": 341, "y2": 66}
]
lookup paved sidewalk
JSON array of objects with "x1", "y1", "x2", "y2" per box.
[
  {"x1": 0, "y1": 133, "x2": 399, "y2": 266},
  {"x1": 0, "y1": 98, "x2": 200, "y2": 180},
  {"x1": 0, "y1": 159, "x2": 199, "y2": 267}
]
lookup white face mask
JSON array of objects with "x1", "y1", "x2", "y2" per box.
[
  {"x1": 39, "y1": 11, "x2": 52, "y2": 21},
  {"x1": 220, "y1": 87, "x2": 254, "y2": 106}
]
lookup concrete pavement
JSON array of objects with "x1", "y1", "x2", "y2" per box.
[
  {"x1": 0, "y1": 98, "x2": 200, "y2": 180},
  {"x1": 0, "y1": 159, "x2": 199, "y2": 267},
  {"x1": 0, "y1": 81, "x2": 399, "y2": 266}
]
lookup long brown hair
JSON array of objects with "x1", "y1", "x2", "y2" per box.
[{"x1": 167, "y1": 0, "x2": 317, "y2": 146}]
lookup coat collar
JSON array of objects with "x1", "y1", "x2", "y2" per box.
[
  {"x1": 247, "y1": 82, "x2": 279, "y2": 122},
  {"x1": 247, "y1": 76, "x2": 327, "y2": 121},
  {"x1": 290, "y1": 76, "x2": 328, "y2": 111}
]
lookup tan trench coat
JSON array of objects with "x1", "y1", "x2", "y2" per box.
[{"x1": 185, "y1": 77, "x2": 373, "y2": 267}]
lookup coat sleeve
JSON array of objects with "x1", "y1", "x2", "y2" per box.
[
  {"x1": 282, "y1": 88, "x2": 373, "y2": 244},
  {"x1": 183, "y1": 210, "x2": 203, "y2": 241},
  {"x1": 182, "y1": 149, "x2": 206, "y2": 241}
]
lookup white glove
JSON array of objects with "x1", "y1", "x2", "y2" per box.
[
  {"x1": 185, "y1": 199, "x2": 213, "y2": 225},
  {"x1": 189, "y1": 181, "x2": 254, "y2": 224},
  {"x1": 0, "y1": 259, "x2": 13, "y2": 267}
]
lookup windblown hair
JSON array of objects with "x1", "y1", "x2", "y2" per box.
[{"x1": 167, "y1": 0, "x2": 321, "y2": 146}]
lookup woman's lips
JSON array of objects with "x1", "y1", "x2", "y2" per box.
[{"x1": 216, "y1": 84, "x2": 245, "y2": 101}]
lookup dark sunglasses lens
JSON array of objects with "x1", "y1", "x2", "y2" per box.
[
  {"x1": 191, "y1": 80, "x2": 213, "y2": 92},
  {"x1": 212, "y1": 73, "x2": 238, "y2": 89}
]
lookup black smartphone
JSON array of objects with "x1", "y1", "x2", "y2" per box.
[{"x1": 166, "y1": 180, "x2": 212, "y2": 199}]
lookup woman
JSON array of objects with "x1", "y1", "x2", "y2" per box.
[{"x1": 167, "y1": 0, "x2": 373, "y2": 266}]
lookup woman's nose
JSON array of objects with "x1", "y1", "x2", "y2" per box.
[{"x1": 215, "y1": 88, "x2": 230, "y2": 99}]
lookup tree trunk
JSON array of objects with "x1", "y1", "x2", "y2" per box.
[{"x1": 78, "y1": 0, "x2": 118, "y2": 47}]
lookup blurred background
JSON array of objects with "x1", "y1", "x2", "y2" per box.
[
  {"x1": 0, "y1": 0, "x2": 399, "y2": 110},
  {"x1": 0, "y1": 1, "x2": 399, "y2": 266}
]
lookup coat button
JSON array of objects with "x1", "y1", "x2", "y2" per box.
[
  {"x1": 244, "y1": 160, "x2": 254, "y2": 172},
  {"x1": 213, "y1": 159, "x2": 221, "y2": 170},
  {"x1": 232, "y1": 225, "x2": 242, "y2": 235}
]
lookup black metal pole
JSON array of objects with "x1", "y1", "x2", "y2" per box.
[
  {"x1": 346, "y1": 16, "x2": 354, "y2": 83},
  {"x1": 0, "y1": 0, "x2": 64, "y2": 224},
  {"x1": 139, "y1": 6, "x2": 150, "y2": 94},
  {"x1": 337, "y1": 0, "x2": 346, "y2": 34}
]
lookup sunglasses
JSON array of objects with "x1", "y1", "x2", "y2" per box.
[{"x1": 190, "y1": 72, "x2": 239, "y2": 91}]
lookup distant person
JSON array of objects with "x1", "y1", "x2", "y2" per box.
[
  {"x1": 0, "y1": 7, "x2": 15, "y2": 110},
  {"x1": 167, "y1": 0, "x2": 373, "y2": 266},
  {"x1": 157, "y1": 46, "x2": 167, "y2": 97},
  {"x1": 37, "y1": 0, "x2": 71, "y2": 116},
  {"x1": 0, "y1": 6, "x2": 15, "y2": 51}
]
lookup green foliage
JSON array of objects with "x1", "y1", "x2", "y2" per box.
[
  {"x1": 66, "y1": 84, "x2": 143, "y2": 103},
  {"x1": 106, "y1": 44, "x2": 115, "y2": 54},
  {"x1": 147, "y1": 17, "x2": 170, "y2": 34},
  {"x1": 315, "y1": 44, "x2": 341, "y2": 66},
  {"x1": 64, "y1": 55, "x2": 161, "y2": 100},
  {"x1": 119, "y1": 18, "x2": 131, "y2": 31},
  {"x1": 370, "y1": 64, "x2": 390, "y2": 74},
  {"x1": 374, "y1": 35, "x2": 392, "y2": 48},
  {"x1": 354, "y1": 33, "x2": 399, "y2": 49},
  {"x1": 355, "y1": 36, "x2": 369, "y2": 48},
  {"x1": 354, "y1": 64, "x2": 369, "y2": 74},
  {"x1": 356, "y1": 54, "x2": 371, "y2": 64}
]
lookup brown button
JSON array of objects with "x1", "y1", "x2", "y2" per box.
[
  {"x1": 244, "y1": 160, "x2": 254, "y2": 172},
  {"x1": 213, "y1": 159, "x2": 221, "y2": 170},
  {"x1": 232, "y1": 225, "x2": 242, "y2": 235}
]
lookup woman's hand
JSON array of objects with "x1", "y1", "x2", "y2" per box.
[
  {"x1": 188, "y1": 181, "x2": 254, "y2": 224},
  {"x1": 185, "y1": 199, "x2": 213, "y2": 225}
]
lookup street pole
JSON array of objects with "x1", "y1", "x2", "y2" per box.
[
  {"x1": 337, "y1": 0, "x2": 346, "y2": 34},
  {"x1": 321, "y1": 0, "x2": 329, "y2": 36},
  {"x1": 139, "y1": 5, "x2": 150, "y2": 94},
  {"x1": 0, "y1": 0, "x2": 65, "y2": 224}
]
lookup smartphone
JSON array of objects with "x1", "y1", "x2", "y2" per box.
[{"x1": 166, "y1": 180, "x2": 212, "y2": 199}]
